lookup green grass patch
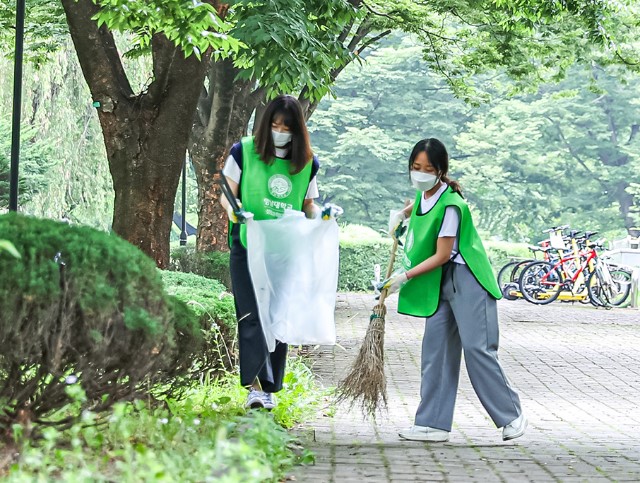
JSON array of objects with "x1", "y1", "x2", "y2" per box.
[{"x1": 2, "y1": 357, "x2": 322, "y2": 482}]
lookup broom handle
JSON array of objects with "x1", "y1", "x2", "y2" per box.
[{"x1": 377, "y1": 237, "x2": 399, "y2": 306}]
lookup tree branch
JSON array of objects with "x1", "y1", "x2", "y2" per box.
[
  {"x1": 627, "y1": 124, "x2": 639, "y2": 145},
  {"x1": 250, "y1": 86, "x2": 266, "y2": 104},
  {"x1": 544, "y1": 116, "x2": 606, "y2": 188},
  {"x1": 421, "y1": 28, "x2": 455, "y2": 88},
  {"x1": 357, "y1": 29, "x2": 392, "y2": 54},
  {"x1": 362, "y1": 1, "x2": 395, "y2": 21},
  {"x1": 448, "y1": 7, "x2": 488, "y2": 28},
  {"x1": 302, "y1": 20, "x2": 386, "y2": 119},
  {"x1": 337, "y1": 3, "x2": 360, "y2": 44},
  {"x1": 148, "y1": 34, "x2": 180, "y2": 105},
  {"x1": 61, "y1": 0, "x2": 134, "y2": 102}
]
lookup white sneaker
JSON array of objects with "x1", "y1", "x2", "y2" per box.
[
  {"x1": 398, "y1": 425, "x2": 449, "y2": 442},
  {"x1": 261, "y1": 392, "x2": 276, "y2": 410},
  {"x1": 245, "y1": 389, "x2": 265, "y2": 409},
  {"x1": 502, "y1": 414, "x2": 528, "y2": 441}
]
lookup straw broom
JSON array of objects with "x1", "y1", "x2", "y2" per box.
[{"x1": 335, "y1": 237, "x2": 399, "y2": 417}]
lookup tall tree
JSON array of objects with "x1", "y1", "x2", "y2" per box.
[
  {"x1": 0, "y1": 117, "x2": 54, "y2": 207},
  {"x1": 4, "y1": 0, "x2": 638, "y2": 259},
  {"x1": 308, "y1": 37, "x2": 472, "y2": 227},
  {"x1": 455, "y1": 65, "x2": 640, "y2": 240},
  {"x1": 309, "y1": 33, "x2": 640, "y2": 241},
  {"x1": 0, "y1": 0, "x2": 67, "y2": 66},
  {"x1": 58, "y1": 0, "x2": 239, "y2": 267},
  {"x1": 0, "y1": 46, "x2": 116, "y2": 228},
  {"x1": 191, "y1": 0, "x2": 640, "y2": 252}
]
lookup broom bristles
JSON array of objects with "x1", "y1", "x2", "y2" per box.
[{"x1": 335, "y1": 302, "x2": 388, "y2": 418}]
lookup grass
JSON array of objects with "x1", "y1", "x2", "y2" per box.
[{"x1": 1, "y1": 357, "x2": 323, "y2": 482}]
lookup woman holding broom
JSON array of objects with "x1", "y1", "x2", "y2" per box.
[
  {"x1": 220, "y1": 95, "x2": 322, "y2": 410},
  {"x1": 382, "y1": 138, "x2": 527, "y2": 442}
]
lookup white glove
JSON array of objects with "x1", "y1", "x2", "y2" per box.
[
  {"x1": 226, "y1": 199, "x2": 246, "y2": 223},
  {"x1": 388, "y1": 209, "x2": 407, "y2": 239},
  {"x1": 376, "y1": 270, "x2": 408, "y2": 296}
]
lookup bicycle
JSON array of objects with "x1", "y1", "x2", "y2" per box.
[
  {"x1": 518, "y1": 232, "x2": 631, "y2": 306},
  {"x1": 498, "y1": 225, "x2": 567, "y2": 301},
  {"x1": 587, "y1": 259, "x2": 632, "y2": 307}
]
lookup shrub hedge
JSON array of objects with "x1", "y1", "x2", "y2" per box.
[
  {"x1": 339, "y1": 226, "x2": 531, "y2": 291},
  {"x1": 169, "y1": 247, "x2": 232, "y2": 290},
  {"x1": 160, "y1": 271, "x2": 237, "y2": 378},
  {"x1": 166, "y1": 224, "x2": 530, "y2": 293},
  {"x1": 0, "y1": 213, "x2": 201, "y2": 432},
  {"x1": 338, "y1": 224, "x2": 396, "y2": 292},
  {"x1": 484, "y1": 239, "x2": 531, "y2": 269}
]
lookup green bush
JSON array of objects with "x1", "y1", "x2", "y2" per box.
[
  {"x1": 164, "y1": 224, "x2": 530, "y2": 293},
  {"x1": 0, "y1": 213, "x2": 201, "y2": 432},
  {"x1": 337, "y1": 224, "x2": 531, "y2": 292},
  {"x1": 161, "y1": 271, "x2": 238, "y2": 378},
  {"x1": 338, "y1": 224, "x2": 398, "y2": 292},
  {"x1": 169, "y1": 246, "x2": 232, "y2": 290},
  {"x1": 485, "y1": 240, "x2": 531, "y2": 271}
]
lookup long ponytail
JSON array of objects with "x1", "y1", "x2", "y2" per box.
[{"x1": 442, "y1": 175, "x2": 463, "y2": 197}]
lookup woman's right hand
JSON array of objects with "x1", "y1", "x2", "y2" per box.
[
  {"x1": 376, "y1": 270, "x2": 409, "y2": 296},
  {"x1": 226, "y1": 199, "x2": 244, "y2": 223}
]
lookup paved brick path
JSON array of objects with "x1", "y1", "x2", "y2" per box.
[{"x1": 291, "y1": 294, "x2": 640, "y2": 482}]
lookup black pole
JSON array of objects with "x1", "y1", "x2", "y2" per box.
[
  {"x1": 179, "y1": 152, "x2": 188, "y2": 246},
  {"x1": 9, "y1": 0, "x2": 26, "y2": 212}
]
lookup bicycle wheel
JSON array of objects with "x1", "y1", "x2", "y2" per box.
[
  {"x1": 498, "y1": 261, "x2": 521, "y2": 289},
  {"x1": 587, "y1": 268, "x2": 606, "y2": 307},
  {"x1": 510, "y1": 260, "x2": 531, "y2": 287},
  {"x1": 610, "y1": 269, "x2": 633, "y2": 306},
  {"x1": 587, "y1": 267, "x2": 632, "y2": 307},
  {"x1": 518, "y1": 261, "x2": 563, "y2": 305}
]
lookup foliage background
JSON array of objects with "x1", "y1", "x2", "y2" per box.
[
  {"x1": 307, "y1": 36, "x2": 640, "y2": 243},
  {"x1": 1, "y1": 25, "x2": 638, "y2": 244}
]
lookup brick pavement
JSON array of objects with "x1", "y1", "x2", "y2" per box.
[{"x1": 291, "y1": 294, "x2": 640, "y2": 482}]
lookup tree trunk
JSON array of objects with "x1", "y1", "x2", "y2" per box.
[
  {"x1": 615, "y1": 181, "x2": 635, "y2": 232},
  {"x1": 190, "y1": 59, "x2": 260, "y2": 252},
  {"x1": 62, "y1": 0, "x2": 209, "y2": 267}
]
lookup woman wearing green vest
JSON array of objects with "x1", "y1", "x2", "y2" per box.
[
  {"x1": 220, "y1": 95, "x2": 321, "y2": 410},
  {"x1": 382, "y1": 138, "x2": 527, "y2": 442}
]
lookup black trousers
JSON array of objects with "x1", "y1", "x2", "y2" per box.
[{"x1": 230, "y1": 242, "x2": 288, "y2": 393}]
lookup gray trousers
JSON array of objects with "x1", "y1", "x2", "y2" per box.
[{"x1": 415, "y1": 262, "x2": 522, "y2": 430}]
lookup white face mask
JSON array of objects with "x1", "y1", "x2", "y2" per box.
[
  {"x1": 410, "y1": 171, "x2": 440, "y2": 191},
  {"x1": 272, "y1": 130, "x2": 293, "y2": 147}
]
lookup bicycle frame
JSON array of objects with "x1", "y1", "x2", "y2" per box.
[{"x1": 540, "y1": 246, "x2": 598, "y2": 293}]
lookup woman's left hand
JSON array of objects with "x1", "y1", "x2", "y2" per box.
[{"x1": 321, "y1": 203, "x2": 344, "y2": 220}]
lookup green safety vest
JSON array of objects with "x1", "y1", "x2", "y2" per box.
[
  {"x1": 234, "y1": 136, "x2": 313, "y2": 247},
  {"x1": 398, "y1": 186, "x2": 502, "y2": 318}
]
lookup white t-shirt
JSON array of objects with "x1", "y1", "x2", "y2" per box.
[
  {"x1": 222, "y1": 147, "x2": 319, "y2": 199},
  {"x1": 419, "y1": 182, "x2": 465, "y2": 264}
]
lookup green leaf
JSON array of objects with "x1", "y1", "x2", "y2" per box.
[{"x1": 0, "y1": 240, "x2": 20, "y2": 258}]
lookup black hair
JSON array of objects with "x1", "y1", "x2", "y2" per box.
[{"x1": 254, "y1": 95, "x2": 312, "y2": 174}]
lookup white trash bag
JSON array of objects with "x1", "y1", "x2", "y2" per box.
[{"x1": 246, "y1": 210, "x2": 339, "y2": 352}]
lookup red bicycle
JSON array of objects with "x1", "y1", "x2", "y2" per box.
[{"x1": 518, "y1": 233, "x2": 631, "y2": 306}]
